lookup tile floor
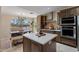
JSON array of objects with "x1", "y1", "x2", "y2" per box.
[
  {"x1": 1, "y1": 43, "x2": 78, "y2": 52},
  {"x1": 56, "y1": 43, "x2": 78, "y2": 52},
  {"x1": 2, "y1": 44, "x2": 23, "y2": 52}
]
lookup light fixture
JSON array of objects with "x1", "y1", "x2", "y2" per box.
[
  {"x1": 48, "y1": 8, "x2": 50, "y2": 10},
  {"x1": 22, "y1": 13, "x2": 25, "y2": 16},
  {"x1": 30, "y1": 12, "x2": 34, "y2": 14}
]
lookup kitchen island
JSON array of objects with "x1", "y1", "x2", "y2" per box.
[{"x1": 23, "y1": 33, "x2": 57, "y2": 52}]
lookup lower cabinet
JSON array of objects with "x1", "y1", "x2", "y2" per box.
[
  {"x1": 23, "y1": 36, "x2": 56, "y2": 52},
  {"x1": 60, "y1": 37, "x2": 77, "y2": 47},
  {"x1": 42, "y1": 30, "x2": 77, "y2": 47},
  {"x1": 31, "y1": 42, "x2": 42, "y2": 52},
  {"x1": 31, "y1": 41, "x2": 56, "y2": 52},
  {"x1": 52, "y1": 31, "x2": 61, "y2": 42}
]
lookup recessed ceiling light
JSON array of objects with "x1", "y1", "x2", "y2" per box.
[
  {"x1": 30, "y1": 12, "x2": 34, "y2": 14},
  {"x1": 22, "y1": 13, "x2": 25, "y2": 15},
  {"x1": 48, "y1": 8, "x2": 50, "y2": 9}
]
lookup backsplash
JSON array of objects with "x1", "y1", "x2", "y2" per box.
[{"x1": 45, "y1": 22, "x2": 60, "y2": 30}]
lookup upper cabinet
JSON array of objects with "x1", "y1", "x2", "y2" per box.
[
  {"x1": 58, "y1": 7, "x2": 79, "y2": 18},
  {"x1": 37, "y1": 12, "x2": 53, "y2": 29},
  {"x1": 37, "y1": 15, "x2": 47, "y2": 29},
  {"x1": 37, "y1": 12, "x2": 60, "y2": 29},
  {"x1": 40, "y1": 16, "x2": 47, "y2": 29}
]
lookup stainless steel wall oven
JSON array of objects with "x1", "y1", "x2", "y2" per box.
[
  {"x1": 60, "y1": 16, "x2": 77, "y2": 39},
  {"x1": 61, "y1": 26, "x2": 76, "y2": 39}
]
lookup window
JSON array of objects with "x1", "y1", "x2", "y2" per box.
[
  {"x1": 22, "y1": 18, "x2": 30, "y2": 26},
  {"x1": 11, "y1": 17, "x2": 19, "y2": 26},
  {"x1": 11, "y1": 17, "x2": 32, "y2": 26}
]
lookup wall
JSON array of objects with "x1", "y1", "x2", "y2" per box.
[
  {"x1": 0, "y1": 6, "x2": 1, "y2": 51},
  {"x1": 0, "y1": 7, "x2": 1, "y2": 38},
  {"x1": 33, "y1": 18, "x2": 38, "y2": 33},
  {"x1": 37, "y1": 16, "x2": 41, "y2": 32},
  {"x1": 0, "y1": 13, "x2": 14, "y2": 51}
]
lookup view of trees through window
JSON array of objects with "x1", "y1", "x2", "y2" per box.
[{"x1": 11, "y1": 17, "x2": 34, "y2": 26}]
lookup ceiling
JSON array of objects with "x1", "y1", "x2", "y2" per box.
[
  {"x1": 2, "y1": 6, "x2": 75, "y2": 17},
  {"x1": 2, "y1": 6, "x2": 38, "y2": 17},
  {"x1": 19, "y1": 6, "x2": 74, "y2": 15}
]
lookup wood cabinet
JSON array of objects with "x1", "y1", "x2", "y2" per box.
[
  {"x1": 37, "y1": 15, "x2": 47, "y2": 29},
  {"x1": 58, "y1": 7, "x2": 79, "y2": 18},
  {"x1": 58, "y1": 7, "x2": 78, "y2": 47},
  {"x1": 60, "y1": 37, "x2": 77, "y2": 47},
  {"x1": 37, "y1": 12, "x2": 53, "y2": 29},
  {"x1": 59, "y1": 9, "x2": 66, "y2": 18},
  {"x1": 31, "y1": 40, "x2": 56, "y2": 52},
  {"x1": 23, "y1": 35, "x2": 56, "y2": 52},
  {"x1": 23, "y1": 37, "x2": 31, "y2": 52},
  {"x1": 41, "y1": 16, "x2": 47, "y2": 29},
  {"x1": 53, "y1": 31, "x2": 61, "y2": 42}
]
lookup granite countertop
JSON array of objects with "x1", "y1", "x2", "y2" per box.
[
  {"x1": 41, "y1": 29, "x2": 61, "y2": 32},
  {"x1": 11, "y1": 30, "x2": 31, "y2": 34},
  {"x1": 23, "y1": 33, "x2": 57, "y2": 45}
]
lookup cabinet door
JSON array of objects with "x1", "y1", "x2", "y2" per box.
[
  {"x1": 31, "y1": 41, "x2": 42, "y2": 52},
  {"x1": 60, "y1": 37, "x2": 77, "y2": 47},
  {"x1": 70, "y1": 8, "x2": 77, "y2": 16},
  {"x1": 43, "y1": 40, "x2": 56, "y2": 52},
  {"x1": 60, "y1": 10, "x2": 66, "y2": 18},
  {"x1": 53, "y1": 32, "x2": 61, "y2": 42},
  {"x1": 41, "y1": 16, "x2": 47, "y2": 29},
  {"x1": 59, "y1": 7, "x2": 78, "y2": 18},
  {"x1": 66, "y1": 9, "x2": 71, "y2": 17},
  {"x1": 23, "y1": 37, "x2": 31, "y2": 52}
]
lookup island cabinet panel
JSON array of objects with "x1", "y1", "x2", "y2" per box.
[
  {"x1": 43, "y1": 40, "x2": 56, "y2": 52},
  {"x1": 31, "y1": 41, "x2": 42, "y2": 52},
  {"x1": 23, "y1": 37, "x2": 31, "y2": 52},
  {"x1": 23, "y1": 37, "x2": 57, "y2": 52},
  {"x1": 23, "y1": 38, "x2": 56, "y2": 52},
  {"x1": 53, "y1": 32, "x2": 61, "y2": 43},
  {"x1": 23, "y1": 33, "x2": 57, "y2": 52},
  {"x1": 32, "y1": 40, "x2": 56, "y2": 52}
]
